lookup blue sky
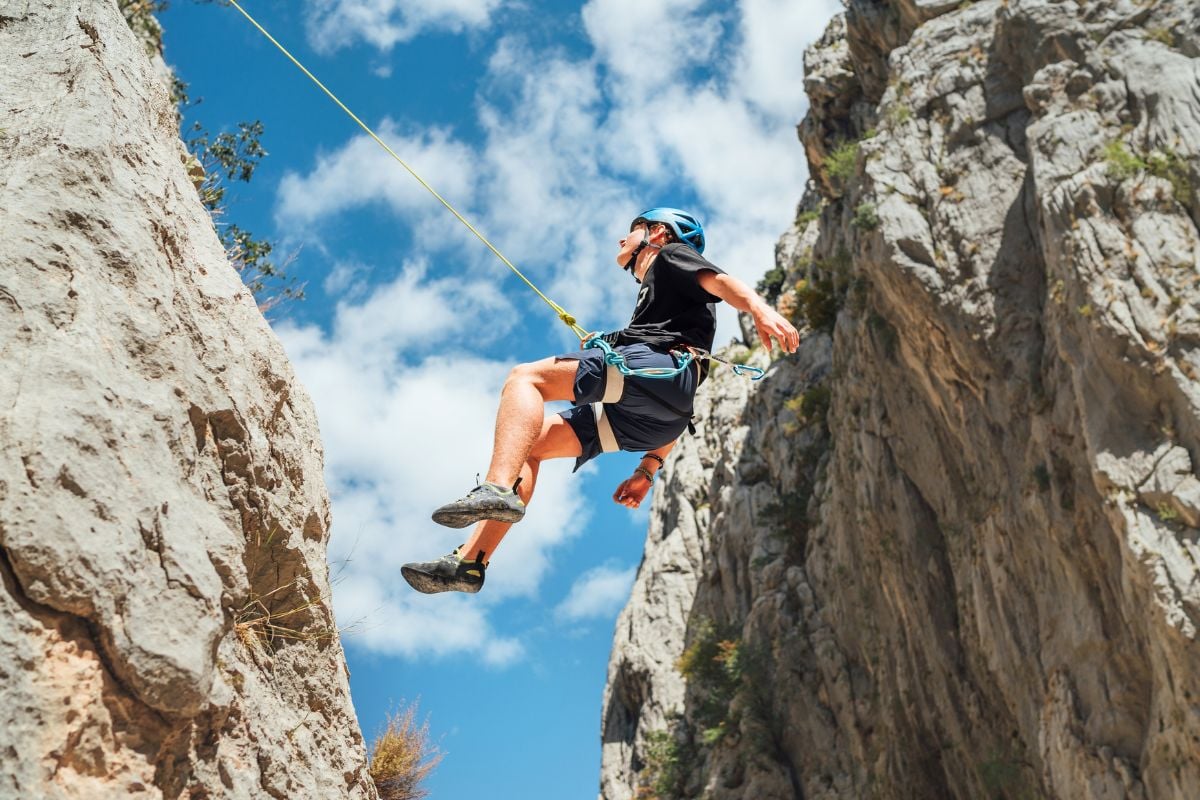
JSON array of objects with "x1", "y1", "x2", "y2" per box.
[{"x1": 159, "y1": 0, "x2": 838, "y2": 796}]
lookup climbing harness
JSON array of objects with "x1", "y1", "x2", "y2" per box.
[
  {"x1": 223, "y1": 0, "x2": 766, "y2": 383},
  {"x1": 583, "y1": 336, "x2": 764, "y2": 381}
]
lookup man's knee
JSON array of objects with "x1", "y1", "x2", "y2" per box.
[
  {"x1": 503, "y1": 361, "x2": 542, "y2": 393},
  {"x1": 504, "y1": 359, "x2": 575, "y2": 401}
]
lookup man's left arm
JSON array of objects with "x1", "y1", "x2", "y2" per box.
[
  {"x1": 698, "y1": 270, "x2": 800, "y2": 353},
  {"x1": 613, "y1": 441, "x2": 676, "y2": 509}
]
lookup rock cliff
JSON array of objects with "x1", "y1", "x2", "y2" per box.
[
  {"x1": 0, "y1": 2, "x2": 374, "y2": 797},
  {"x1": 602, "y1": 0, "x2": 1200, "y2": 798}
]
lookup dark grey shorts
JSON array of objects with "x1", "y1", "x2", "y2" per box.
[{"x1": 556, "y1": 343, "x2": 699, "y2": 471}]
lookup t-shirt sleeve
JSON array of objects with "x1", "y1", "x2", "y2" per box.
[{"x1": 661, "y1": 245, "x2": 725, "y2": 303}]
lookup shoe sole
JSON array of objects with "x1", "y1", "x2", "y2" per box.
[
  {"x1": 430, "y1": 505, "x2": 525, "y2": 529},
  {"x1": 401, "y1": 566, "x2": 482, "y2": 594}
]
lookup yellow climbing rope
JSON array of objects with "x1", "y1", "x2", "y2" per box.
[{"x1": 225, "y1": 0, "x2": 588, "y2": 340}]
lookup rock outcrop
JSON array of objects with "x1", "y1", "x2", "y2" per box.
[
  {"x1": 602, "y1": 0, "x2": 1200, "y2": 798},
  {"x1": 0, "y1": 2, "x2": 373, "y2": 797}
]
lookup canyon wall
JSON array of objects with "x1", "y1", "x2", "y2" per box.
[
  {"x1": 602, "y1": 0, "x2": 1200, "y2": 797},
  {"x1": 0, "y1": 2, "x2": 374, "y2": 797}
]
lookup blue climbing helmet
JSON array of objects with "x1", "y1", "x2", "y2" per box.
[{"x1": 632, "y1": 207, "x2": 706, "y2": 254}]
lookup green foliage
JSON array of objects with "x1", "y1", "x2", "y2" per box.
[
  {"x1": 978, "y1": 744, "x2": 1038, "y2": 800},
  {"x1": 118, "y1": 0, "x2": 168, "y2": 54},
  {"x1": 676, "y1": 620, "x2": 744, "y2": 743},
  {"x1": 889, "y1": 104, "x2": 912, "y2": 125},
  {"x1": 824, "y1": 139, "x2": 860, "y2": 183},
  {"x1": 1145, "y1": 148, "x2": 1193, "y2": 205},
  {"x1": 1146, "y1": 26, "x2": 1177, "y2": 47},
  {"x1": 796, "y1": 277, "x2": 840, "y2": 333},
  {"x1": 122, "y1": 4, "x2": 301, "y2": 312},
  {"x1": 187, "y1": 120, "x2": 268, "y2": 210},
  {"x1": 638, "y1": 729, "x2": 686, "y2": 799},
  {"x1": 185, "y1": 120, "x2": 304, "y2": 310},
  {"x1": 796, "y1": 207, "x2": 821, "y2": 227},
  {"x1": 756, "y1": 265, "x2": 788, "y2": 306},
  {"x1": 785, "y1": 384, "x2": 831, "y2": 428},
  {"x1": 1032, "y1": 464, "x2": 1051, "y2": 492},
  {"x1": 787, "y1": 248, "x2": 852, "y2": 333},
  {"x1": 852, "y1": 202, "x2": 880, "y2": 230},
  {"x1": 1156, "y1": 502, "x2": 1180, "y2": 523},
  {"x1": 867, "y1": 312, "x2": 898, "y2": 361},
  {"x1": 1104, "y1": 139, "x2": 1194, "y2": 205},
  {"x1": 1104, "y1": 140, "x2": 1144, "y2": 181}
]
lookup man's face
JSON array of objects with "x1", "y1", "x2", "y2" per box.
[{"x1": 616, "y1": 222, "x2": 651, "y2": 266}]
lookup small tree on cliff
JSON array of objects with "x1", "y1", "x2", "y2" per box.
[{"x1": 120, "y1": 0, "x2": 303, "y2": 313}]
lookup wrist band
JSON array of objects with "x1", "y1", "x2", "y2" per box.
[
  {"x1": 641, "y1": 453, "x2": 665, "y2": 468},
  {"x1": 634, "y1": 466, "x2": 654, "y2": 482}
]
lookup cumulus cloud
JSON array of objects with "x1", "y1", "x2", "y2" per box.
[
  {"x1": 732, "y1": 0, "x2": 844, "y2": 117},
  {"x1": 580, "y1": 0, "x2": 723, "y2": 90},
  {"x1": 304, "y1": 0, "x2": 506, "y2": 53},
  {"x1": 275, "y1": 120, "x2": 480, "y2": 252},
  {"x1": 276, "y1": 265, "x2": 588, "y2": 663},
  {"x1": 555, "y1": 563, "x2": 637, "y2": 622}
]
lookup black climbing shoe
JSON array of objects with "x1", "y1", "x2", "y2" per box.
[
  {"x1": 401, "y1": 548, "x2": 487, "y2": 594},
  {"x1": 431, "y1": 481, "x2": 525, "y2": 528}
]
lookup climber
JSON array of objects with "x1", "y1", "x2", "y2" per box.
[{"x1": 401, "y1": 208, "x2": 800, "y2": 594}]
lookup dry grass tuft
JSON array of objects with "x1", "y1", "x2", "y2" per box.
[{"x1": 369, "y1": 702, "x2": 444, "y2": 800}]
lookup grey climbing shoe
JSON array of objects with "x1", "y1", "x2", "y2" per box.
[
  {"x1": 431, "y1": 481, "x2": 525, "y2": 528},
  {"x1": 401, "y1": 548, "x2": 487, "y2": 594}
]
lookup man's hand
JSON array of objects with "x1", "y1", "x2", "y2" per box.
[
  {"x1": 613, "y1": 472, "x2": 652, "y2": 509},
  {"x1": 752, "y1": 303, "x2": 800, "y2": 353}
]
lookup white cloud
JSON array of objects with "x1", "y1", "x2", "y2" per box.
[
  {"x1": 323, "y1": 260, "x2": 369, "y2": 296},
  {"x1": 275, "y1": 120, "x2": 479, "y2": 250},
  {"x1": 304, "y1": 0, "x2": 505, "y2": 53},
  {"x1": 555, "y1": 563, "x2": 637, "y2": 621},
  {"x1": 580, "y1": 0, "x2": 724, "y2": 90},
  {"x1": 277, "y1": 266, "x2": 588, "y2": 663},
  {"x1": 732, "y1": 0, "x2": 844, "y2": 118}
]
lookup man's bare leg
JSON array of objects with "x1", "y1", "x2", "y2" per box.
[
  {"x1": 483, "y1": 357, "x2": 578, "y2": 488},
  {"x1": 464, "y1": 414, "x2": 582, "y2": 560}
]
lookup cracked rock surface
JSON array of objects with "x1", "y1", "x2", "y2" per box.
[
  {"x1": 602, "y1": 1, "x2": 1200, "y2": 798},
  {"x1": 0, "y1": 2, "x2": 374, "y2": 797}
]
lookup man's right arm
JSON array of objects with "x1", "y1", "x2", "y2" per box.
[{"x1": 697, "y1": 270, "x2": 800, "y2": 353}]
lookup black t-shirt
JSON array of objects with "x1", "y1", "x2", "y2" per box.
[{"x1": 607, "y1": 243, "x2": 725, "y2": 352}]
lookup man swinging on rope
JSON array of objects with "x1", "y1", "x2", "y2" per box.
[{"x1": 402, "y1": 208, "x2": 800, "y2": 593}]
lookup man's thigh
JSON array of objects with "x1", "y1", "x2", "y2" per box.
[{"x1": 530, "y1": 414, "x2": 583, "y2": 460}]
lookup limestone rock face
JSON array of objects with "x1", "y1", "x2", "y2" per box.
[
  {"x1": 602, "y1": 1, "x2": 1200, "y2": 798},
  {"x1": 0, "y1": 2, "x2": 374, "y2": 797}
]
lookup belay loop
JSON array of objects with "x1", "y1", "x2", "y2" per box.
[{"x1": 584, "y1": 335, "x2": 766, "y2": 381}]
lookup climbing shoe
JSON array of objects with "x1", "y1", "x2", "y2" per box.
[
  {"x1": 401, "y1": 547, "x2": 487, "y2": 594},
  {"x1": 431, "y1": 480, "x2": 525, "y2": 528}
]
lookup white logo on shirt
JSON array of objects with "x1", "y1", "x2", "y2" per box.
[{"x1": 634, "y1": 285, "x2": 650, "y2": 314}]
